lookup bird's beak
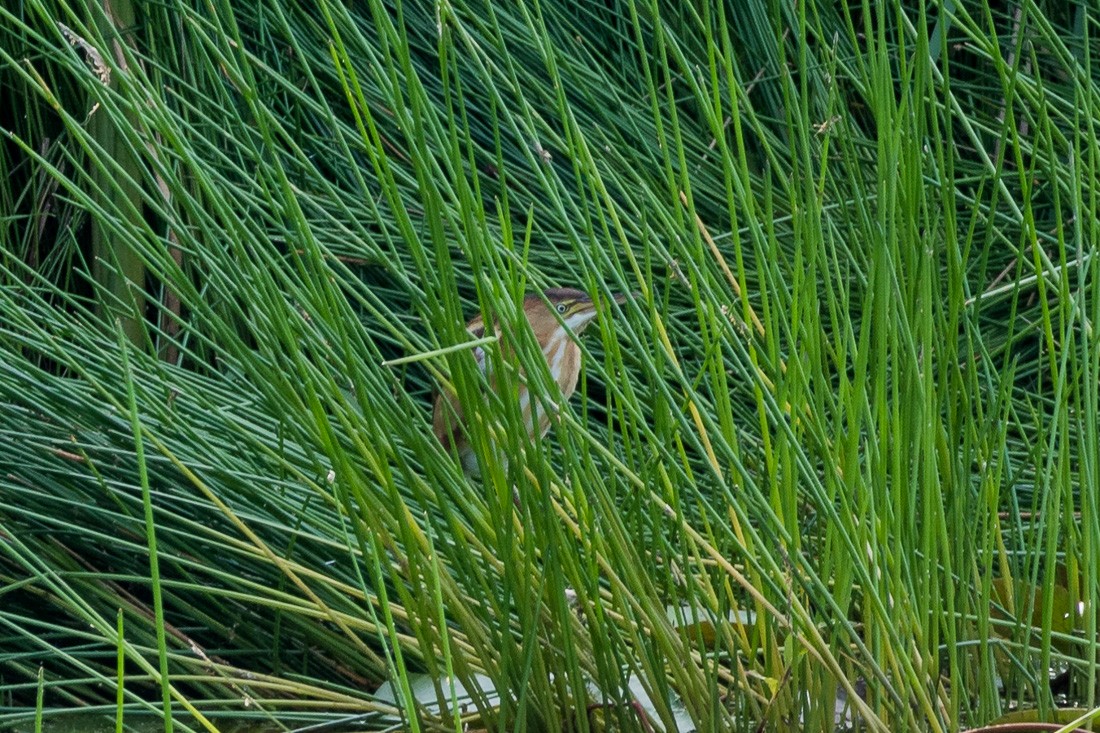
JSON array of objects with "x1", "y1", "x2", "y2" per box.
[
  {"x1": 589, "y1": 293, "x2": 628, "y2": 315},
  {"x1": 567, "y1": 292, "x2": 628, "y2": 331}
]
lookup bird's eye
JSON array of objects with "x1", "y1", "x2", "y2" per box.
[{"x1": 556, "y1": 303, "x2": 568, "y2": 314}]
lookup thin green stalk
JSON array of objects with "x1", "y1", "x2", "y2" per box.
[{"x1": 117, "y1": 321, "x2": 174, "y2": 733}]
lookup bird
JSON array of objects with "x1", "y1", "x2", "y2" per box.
[{"x1": 432, "y1": 287, "x2": 627, "y2": 477}]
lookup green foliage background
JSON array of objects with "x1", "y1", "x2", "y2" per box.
[{"x1": 2, "y1": 0, "x2": 1099, "y2": 731}]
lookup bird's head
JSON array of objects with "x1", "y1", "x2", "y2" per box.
[{"x1": 524, "y1": 288, "x2": 627, "y2": 347}]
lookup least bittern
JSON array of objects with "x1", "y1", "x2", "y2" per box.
[{"x1": 432, "y1": 288, "x2": 626, "y2": 476}]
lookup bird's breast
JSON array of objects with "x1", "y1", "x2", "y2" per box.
[{"x1": 545, "y1": 339, "x2": 581, "y2": 398}]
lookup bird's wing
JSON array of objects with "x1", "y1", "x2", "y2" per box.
[
  {"x1": 432, "y1": 384, "x2": 465, "y2": 447},
  {"x1": 432, "y1": 317, "x2": 490, "y2": 447}
]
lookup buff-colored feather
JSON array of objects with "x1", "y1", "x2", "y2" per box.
[{"x1": 432, "y1": 288, "x2": 623, "y2": 476}]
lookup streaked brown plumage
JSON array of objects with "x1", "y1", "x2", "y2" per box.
[{"x1": 432, "y1": 288, "x2": 625, "y2": 476}]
